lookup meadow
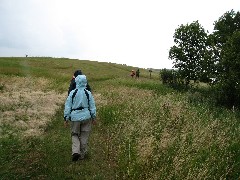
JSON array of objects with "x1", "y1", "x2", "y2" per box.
[{"x1": 0, "y1": 57, "x2": 239, "y2": 179}]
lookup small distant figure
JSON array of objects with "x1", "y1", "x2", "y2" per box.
[
  {"x1": 136, "y1": 69, "x2": 140, "y2": 78},
  {"x1": 25, "y1": 54, "x2": 28, "y2": 57},
  {"x1": 130, "y1": 70, "x2": 135, "y2": 78},
  {"x1": 149, "y1": 69, "x2": 152, "y2": 79}
]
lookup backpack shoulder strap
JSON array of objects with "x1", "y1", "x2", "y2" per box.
[
  {"x1": 72, "y1": 89, "x2": 78, "y2": 103},
  {"x1": 84, "y1": 89, "x2": 90, "y2": 105},
  {"x1": 84, "y1": 89, "x2": 93, "y2": 119}
]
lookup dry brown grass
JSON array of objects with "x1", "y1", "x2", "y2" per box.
[{"x1": 0, "y1": 76, "x2": 66, "y2": 138}]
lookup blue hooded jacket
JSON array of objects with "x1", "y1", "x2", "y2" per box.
[{"x1": 64, "y1": 75, "x2": 96, "y2": 121}]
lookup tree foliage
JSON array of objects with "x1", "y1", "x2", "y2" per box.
[
  {"x1": 169, "y1": 21, "x2": 209, "y2": 85},
  {"x1": 168, "y1": 9, "x2": 240, "y2": 107},
  {"x1": 214, "y1": 31, "x2": 240, "y2": 107},
  {"x1": 213, "y1": 10, "x2": 240, "y2": 46},
  {"x1": 212, "y1": 10, "x2": 240, "y2": 74},
  {"x1": 160, "y1": 69, "x2": 182, "y2": 85},
  {"x1": 211, "y1": 10, "x2": 240, "y2": 107}
]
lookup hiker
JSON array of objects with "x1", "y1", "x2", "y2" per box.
[
  {"x1": 136, "y1": 69, "x2": 140, "y2": 78},
  {"x1": 64, "y1": 75, "x2": 97, "y2": 161},
  {"x1": 130, "y1": 70, "x2": 135, "y2": 78},
  {"x1": 68, "y1": 70, "x2": 91, "y2": 95},
  {"x1": 149, "y1": 69, "x2": 152, "y2": 79}
]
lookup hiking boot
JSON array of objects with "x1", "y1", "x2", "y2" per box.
[{"x1": 72, "y1": 153, "x2": 80, "y2": 162}]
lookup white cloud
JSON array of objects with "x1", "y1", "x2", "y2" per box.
[{"x1": 0, "y1": 0, "x2": 240, "y2": 68}]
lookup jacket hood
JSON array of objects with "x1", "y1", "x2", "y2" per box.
[
  {"x1": 75, "y1": 75, "x2": 87, "y2": 88},
  {"x1": 74, "y1": 70, "x2": 82, "y2": 77}
]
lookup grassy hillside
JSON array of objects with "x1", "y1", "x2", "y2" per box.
[
  {"x1": 0, "y1": 57, "x2": 158, "y2": 92},
  {"x1": 0, "y1": 57, "x2": 239, "y2": 179}
]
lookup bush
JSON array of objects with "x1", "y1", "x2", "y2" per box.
[{"x1": 160, "y1": 69, "x2": 186, "y2": 90}]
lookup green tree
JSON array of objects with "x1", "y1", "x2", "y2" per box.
[
  {"x1": 169, "y1": 21, "x2": 208, "y2": 85},
  {"x1": 215, "y1": 31, "x2": 240, "y2": 107},
  {"x1": 213, "y1": 10, "x2": 240, "y2": 45},
  {"x1": 211, "y1": 10, "x2": 240, "y2": 107},
  {"x1": 211, "y1": 10, "x2": 240, "y2": 71}
]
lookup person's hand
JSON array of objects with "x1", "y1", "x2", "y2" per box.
[{"x1": 64, "y1": 120, "x2": 69, "y2": 128}]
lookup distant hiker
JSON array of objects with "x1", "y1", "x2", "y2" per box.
[
  {"x1": 68, "y1": 70, "x2": 91, "y2": 95},
  {"x1": 64, "y1": 75, "x2": 97, "y2": 162},
  {"x1": 149, "y1": 69, "x2": 152, "y2": 79},
  {"x1": 136, "y1": 69, "x2": 140, "y2": 78},
  {"x1": 130, "y1": 70, "x2": 135, "y2": 78},
  {"x1": 25, "y1": 54, "x2": 28, "y2": 57}
]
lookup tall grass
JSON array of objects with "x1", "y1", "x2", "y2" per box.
[
  {"x1": 97, "y1": 80, "x2": 240, "y2": 179},
  {"x1": 0, "y1": 57, "x2": 239, "y2": 179}
]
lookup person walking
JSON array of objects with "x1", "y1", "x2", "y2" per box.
[
  {"x1": 136, "y1": 69, "x2": 140, "y2": 78},
  {"x1": 68, "y1": 70, "x2": 91, "y2": 95},
  {"x1": 130, "y1": 70, "x2": 135, "y2": 78},
  {"x1": 64, "y1": 75, "x2": 97, "y2": 161}
]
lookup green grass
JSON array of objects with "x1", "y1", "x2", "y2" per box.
[{"x1": 0, "y1": 57, "x2": 240, "y2": 179}]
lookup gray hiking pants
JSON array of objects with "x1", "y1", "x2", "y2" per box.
[{"x1": 71, "y1": 120, "x2": 92, "y2": 157}]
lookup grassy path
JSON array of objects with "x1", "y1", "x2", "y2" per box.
[
  {"x1": 0, "y1": 106, "x2": 117, "y2": 180},
  {"x1": 42, "y1": 107, "x2": 117, "y2": 179}
]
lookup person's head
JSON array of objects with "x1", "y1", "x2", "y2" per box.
[
  {"x1": 74, "y1": 70, "x2": 82, "y2": 78},
  {"x1": 75, "y1": 75, "x2": 87, "y2": 88}
]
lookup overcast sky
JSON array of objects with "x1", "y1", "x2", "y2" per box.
[{"x1": 0, "y1": 0, "x2": 239, "y2": 69}]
